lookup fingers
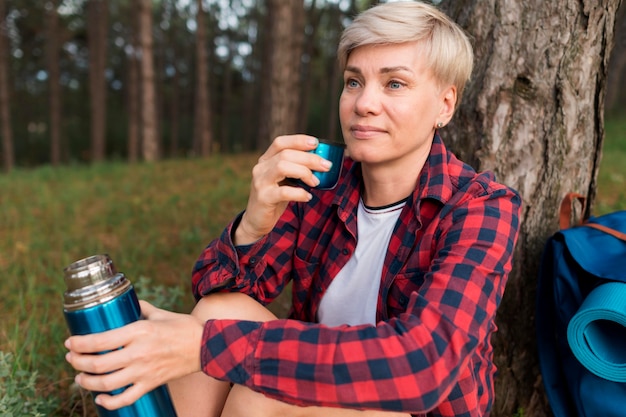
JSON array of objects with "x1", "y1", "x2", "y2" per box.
[
  {"x1": 83, "y1": 372, "x2": 157, "y2": 410},
  {"x1": 256, "y1": 149, "x2": 331, "y2": 190},
  {"x1": 259, "y1": 135, "x2": 334, "y2": 186},
  {"x1": 65, "y1": 327, "x2": 132, "y2": 355},
  {"x1": 261, "y1": 134, "x2": 318, "y2": 160}
]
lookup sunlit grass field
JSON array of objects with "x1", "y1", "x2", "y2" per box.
[{"x1": 0, "y1": 116, "x2": 624, "y2": 415}]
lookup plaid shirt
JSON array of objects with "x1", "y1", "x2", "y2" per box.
[{"x1": 192, "y1": 134, "x2": 521, "y2": 416}]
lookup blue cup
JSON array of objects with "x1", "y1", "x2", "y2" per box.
[
  {"x1": 288, "y1": 139, "x2": 345, "y2": 190},
  {"x1": 63, "y1": 254, "x2": 178, "y2": 417}
]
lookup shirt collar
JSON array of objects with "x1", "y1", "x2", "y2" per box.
[{"x1": 331, "y1": 133, "x2": 473, "y2": 221}]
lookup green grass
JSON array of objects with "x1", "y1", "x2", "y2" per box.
[
  {"x1": 0, "y1": 154, "x2": 258, "y2": 416},
  {"x1": 596, "y1": 115, "x2": 626, "y2": 213},
  {"x1": 0, "y1": 116, "x2": 624, "y2": 415}
]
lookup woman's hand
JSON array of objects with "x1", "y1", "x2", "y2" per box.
[
  {"x1": 64, "y1": 300, "x2": 204, "y2": 410},
  {"x1": 234, "y1": 134, "x2": 332, "y2": 245}
]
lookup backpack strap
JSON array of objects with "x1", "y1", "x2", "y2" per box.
[
  {"x1": 559, "y1": 192, "x2": 587, "y2": 229},
  {"x1": 559, "y1": 192, "x2": 626, "y2": 241},
  {"x1": 585, "y1": 222, "x2": 626, "y2": 242}
]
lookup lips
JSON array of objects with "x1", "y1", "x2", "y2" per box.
[{"x1": 350, "y1": 124, "x2": 386, "y2": 139}]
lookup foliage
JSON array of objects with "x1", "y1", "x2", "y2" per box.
[
  {"x1": 0, "y1": 351, "x2": 59, "y2": 416},
  {"x1": 135, "y1": 275, "x2": 185, "y2": 311}
]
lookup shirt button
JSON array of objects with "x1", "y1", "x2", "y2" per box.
[
  {"x1": 249, "y1": 257, "x2": 256, "y2": 265},
  {"x1": 342, "y1": 248, "x2": 350, "y2": 255}
]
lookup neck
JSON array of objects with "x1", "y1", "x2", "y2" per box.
[{"x1": 361, "y1": 156, "x2": 427, "y2": 207}]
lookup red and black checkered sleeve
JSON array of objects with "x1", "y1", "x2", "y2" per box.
[{"x1": 191, "y1": 208, "x2": 302, "y2": 305}]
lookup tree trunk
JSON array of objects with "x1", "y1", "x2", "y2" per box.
[
  {"x1": 126, "y1": 1, "x2": 140, "y2": 163},
  {"x1": 47, "y1": 0, "x2": 62, "y2": 166},
  {"x1": 138, "y1": 0, "x2": 159, "y2": 161},
  {"x1": 297, "y1": 0, "x2": 321, "y2": 133},
  {"x1": 438, "y1": 0, "x2": 624, "y2": 415},
  {"x1": 0, "y1": 0, "x2": 14, "y2": 172},
  {"x1": 87, "y1": 0, "x2": 108, "y2": 163},
  {"x1": 266, "y1": 0, "x2": 305, "y2": 147},
  {"x1": 169, "y1": 62, "x2": 181, "y2": 157},
  {"x1": 256, "y1": 0, "x2": 273, "y2": 150},
  {"x1": 219, "y1": 43, "x2": 233, "y2": 153},
  {"x1": 193, "y1": 0, "x2": 212, "y2": 157}
]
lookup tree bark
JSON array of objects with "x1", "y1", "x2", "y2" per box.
[
  {"x1": 193, "y1": 0, "x2": 213, "y2": 157},
  {"x1": 266, "y1": 0, "x2": 305, "y2": 147},
  {"x1": 138, "y1": 0, "x2": 159, "y2": 161},
  {"x1": 0, "y1": 0, "x2": 14, "y2": 172},
  {"x1": 87, "y1": 0, "x2": 108, "y2": 163},
  {"x1": 47, "y1": 0, "x2": 62, "y2": 166},
  {"x1": 438, "y1": 0, "x2": 624, "y2": 415}
]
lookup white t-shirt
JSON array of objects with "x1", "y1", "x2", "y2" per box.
[{"x1": 317, "y1": 198, "x2": 406, "y2": 326}]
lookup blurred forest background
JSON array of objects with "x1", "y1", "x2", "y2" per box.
[
  {"x1": 0, "y1": 0, "x2": 377, "y2": 171},
  {"x1": 1, "y1": 0, "x2": 625, "y2": 172}
]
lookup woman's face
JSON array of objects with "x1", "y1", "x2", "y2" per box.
[{"x1": 339, "y1": 42, "x2": 455, "y2": 170}]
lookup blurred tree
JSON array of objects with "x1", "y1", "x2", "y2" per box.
[
  {"x1": 126, "y1": 0, "x2": 140, "y2": 163},
  {"x1": 439, "y1": 0, "x2": 624, "y2": 415},
  {"x1": 46, "y1": 0, "x2": 62, "y2": 166},
  {"x1": 163, "y1": 0, "x2": 182, "y2": 158},
  {"x1": 193, "y1": 0, "x2": 213, "y2": 157},
  {"x1": 138, "y1": 0, "x2": 159, "y2": 161},
  {"x1": 0, "y1": 0, "x2": 14, "y2": 172},
  {"x1": 265, "y1": 0, "x2": 305, "y2": 148},
  {"x1": 87, "y1": 0, "x2": 108, "y2": 162}
]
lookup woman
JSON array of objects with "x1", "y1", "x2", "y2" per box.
[{"x1": 65, "y1": 2, "x2": 522, "y2": 416}]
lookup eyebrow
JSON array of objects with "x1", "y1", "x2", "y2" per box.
[{"x1": 344, "y1": 65, "x2": 414, "y2": 75}]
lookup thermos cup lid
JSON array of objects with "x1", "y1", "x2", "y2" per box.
[{"x1": 63, "y1": 254, "x2": 131, "y2": 310}]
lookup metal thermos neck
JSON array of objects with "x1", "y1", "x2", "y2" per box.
[{"x1": 63, "y1": 254, "x2": 131, "y2": 311}]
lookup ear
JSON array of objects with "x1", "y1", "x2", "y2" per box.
[{"x1": 434, "y1": 85, "x2": 457, "y2": 129}]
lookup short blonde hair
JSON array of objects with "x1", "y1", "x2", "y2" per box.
[{"x1": 338, "y1": 1, "x2": 474, "y2": 102}]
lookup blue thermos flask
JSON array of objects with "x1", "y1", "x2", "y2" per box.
[{"x1": 63, "y1": 254, "x2": 178, "y2": 417}]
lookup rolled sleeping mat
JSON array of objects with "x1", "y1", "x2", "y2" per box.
[{"x1": 567, "y1": 281, "x2": 626, "y2": 382}]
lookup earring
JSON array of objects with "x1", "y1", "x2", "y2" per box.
[{"x1": 436, "y1": 122, "x2": 444, "y2": 128}]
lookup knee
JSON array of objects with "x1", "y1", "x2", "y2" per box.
[{"x1": 192, "y1": 292, "x2": 278, "y2": 322}]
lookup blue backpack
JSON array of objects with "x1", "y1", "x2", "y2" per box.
[{"x1": 536, "y1": 193, "x2": 626, "y2": 417}]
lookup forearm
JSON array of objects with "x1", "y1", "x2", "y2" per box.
[{"x1": 200, "y1": 313, "x2": 475, "y2": 413}]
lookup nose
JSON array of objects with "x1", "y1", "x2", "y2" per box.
[{"x1": 353, "y1": 85, "x2": 382, "y2": 116}]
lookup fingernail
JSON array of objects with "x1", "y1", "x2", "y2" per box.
[
  {"x1": 312, "y1": 175, "x2": 320, "y2": 186},
  {"x1": 65, "y1": 352, "x2": 71, "y2": 362},
  {"x1": 307, "y1": 138, "x2": 319, "y2": 147},
  {"x1": 321, "y1": 159, "x2": 333, "y2": 169},
  {"x1": 94, "y1": 395, "x2": 102, "y2": 405},
  {"x1": 64, "y1": 339, "x2": 71, "y2": 349}
]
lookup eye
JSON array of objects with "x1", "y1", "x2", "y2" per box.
[
  {"x1": 345, "y1": 78, "x2": 360, "y2": 88},
  {"x1": 388, "y1": 80, "x2": 405, "y2": 90}
]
